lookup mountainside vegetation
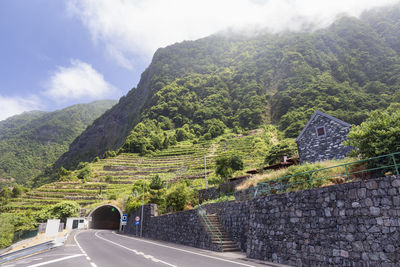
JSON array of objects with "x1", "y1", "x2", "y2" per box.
[
  {"x1": 57, "y1": 4, "x2": 400, "y2": 169},
  {"x1": 0, "y1": 100, "x2": 116, "y2": 187},
  {"x1": 4, "y1": 4, "x2": 400, "y2": 248}
]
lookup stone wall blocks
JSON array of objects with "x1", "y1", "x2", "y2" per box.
[
  {"x1": 366, "y1": 180, "x2": 379, "y2": 190},
  {"x1": 370, "y1": 206, "x2": 381, "y2": 216},
  {"x1": 391, "y1": 179, "x2": 400, "y2": 187},
  {"x1": 364, "y1": 198, "x2": 373, "y2": 206}
]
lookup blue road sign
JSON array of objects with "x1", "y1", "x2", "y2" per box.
[
  {"x1": 135, "y1": 221, "x2": 140, "y2": 226},
  {"x1": 122, "y1": 213, "x2": 127, "y2": 222}
]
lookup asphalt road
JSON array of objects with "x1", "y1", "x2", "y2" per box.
[{"x1": 2, "y1": 230, "x2": 280, "y2": 267}]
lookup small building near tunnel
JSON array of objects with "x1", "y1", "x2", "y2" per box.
[
  {"x1": 88, "y1": 204, "x2": 123, "y2": 231},
  {"x1": 66, "y1": 217, "x2": 88, "y2": 230},
  {"x1": 296, "y1": 110, "x2": 354, "y2": 164}
]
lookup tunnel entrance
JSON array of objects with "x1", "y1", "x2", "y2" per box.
[{"x1": 88, "y1": 204, "x2": 121, "y2": 230}]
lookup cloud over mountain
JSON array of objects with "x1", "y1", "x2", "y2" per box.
[
  {"x1": 43, "y1": 59, "x2": 120, "y2": 103},
  {"x1": 67, "y1": 0, "x2": 398, "y2": 69}
]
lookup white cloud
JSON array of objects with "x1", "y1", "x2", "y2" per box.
[
  {"x1": 67, "y1": 0, "x2": 399, "y2": 69},
  {"x1": 0, "y1": 95, "x2": 41, "y2": 121},
  {"x1": 44, "y1": 59, "x2": 120, "y2": 103}
]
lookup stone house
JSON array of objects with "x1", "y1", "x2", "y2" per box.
[{"x1": 296, "y1": 110, "x2": 353, "y2": 163}]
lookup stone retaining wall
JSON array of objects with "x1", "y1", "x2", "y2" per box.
[
  {"x1": 126, "y1": 175, "x2": 400, "y2": 266},
  {"x1": 248, "y1": 175, "x2": 400, "y2": 266},
  {"x1": 125, "y1": 204, "x2": 217, "y2": 251}
]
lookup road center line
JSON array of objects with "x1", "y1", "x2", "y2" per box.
[
  {"x1": 28, "y1": 254, "x2": 85, "y2": 267},
  {"x1": 112, "y1": 231, "x2": 255, "y2": 267},
  {"x1": 94, "y1": 231, "x2": 177, "y2": 267}
]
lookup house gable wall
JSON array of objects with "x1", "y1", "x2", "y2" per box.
[{"x1": 297, "y1": 113, "x2": 352, "y2": 163}]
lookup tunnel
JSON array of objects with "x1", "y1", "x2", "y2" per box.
[{"x1": 88, "y1": 204, "x2": 122, "y2": 230}]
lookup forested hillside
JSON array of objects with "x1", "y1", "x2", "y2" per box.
[
  {"x1": 57, "y1": 4, "x2": 400, "y2": 169},
  {"x1": 0, "y1": 100, "x2": 116, "y2": 187}
]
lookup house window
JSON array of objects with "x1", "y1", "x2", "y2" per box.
[{"x1": 316, "y1": 126, "x2": 326, "y2": 137}]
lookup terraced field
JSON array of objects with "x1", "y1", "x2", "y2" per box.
[{"x1": 2, "y1": 131, "x2": 271, "y2": 214}]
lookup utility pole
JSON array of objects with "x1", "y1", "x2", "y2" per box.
[
  {"x1": 204, "y1": 155, "x2": 207, "y2": 189},
  {"x1": 140, "y1": 180, "x2": 144, "y2": 237}
]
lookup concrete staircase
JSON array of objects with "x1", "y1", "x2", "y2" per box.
[{"x1": 203, "y1": 214, "x2": 240, "y2": 252}]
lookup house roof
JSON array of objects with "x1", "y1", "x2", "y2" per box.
[{"x1": 296, "y1": 110, "x2": 351, "y2": 142}]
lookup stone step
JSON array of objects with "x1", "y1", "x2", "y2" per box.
[
  {"x1": 223, "y1": 242, "x2": 238, "y2": 246},
  {"x1": 222, "y1": 247, "x2": 241, "y2": 252},
  {"x1": 201, "y1": 213, "x2": 240, "y2": 252}
]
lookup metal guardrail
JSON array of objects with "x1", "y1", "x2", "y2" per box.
[
  {"x1": 197, "y1": 205, "x2": 222, "y2": 251},
  {"x1": 0, "y1": 237, "x2": 65, "y2": 264}
]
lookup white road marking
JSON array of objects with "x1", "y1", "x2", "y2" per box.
[
  {"x1": 28, "y1": 254, "x2": 85, "y2": 267},
  {"x1": 112, "y1": 231, "x2": 256, "y2": 267},
  {"x1": 74, "y1": 231, "x2": 98, "y2": 267},
  {"x1": 73, "y1": 231, "x2": 86, "y2": 255},
  {"x1": 94, "y1": 231, "x2": 177, "y2": 267}
]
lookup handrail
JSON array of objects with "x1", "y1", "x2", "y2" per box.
[
  {"x1": 197, "y1": 205, "x2": 223, "y2": 250},
  {"x1": 250, "y1": 151, "x2": 400, "y2": 199}
]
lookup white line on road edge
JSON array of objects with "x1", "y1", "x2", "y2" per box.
[
  {"x1": 28, "y1": 254, "x2": 85, "y2": 267},
  {"x1": 94, "y1": 231, "x2": 177, "y2": 267},
  {"x1": 112, "y1": 231, "x2": 256, "y2": 267},
  {"x1": 74, "y1": 231, "x2": 98, "y2": 267}
]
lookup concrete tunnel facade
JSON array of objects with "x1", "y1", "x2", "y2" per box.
[{"x1": 88, "y1": 204, "x2": 122, "y2": 230}]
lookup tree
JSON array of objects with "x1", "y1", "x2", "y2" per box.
[
  {"x1": 345, "y1": 104, "x2": 400, "y2": 158},
  {"x1": 149, "y1": 175, "x2": 166, "y2": 212},
  {"x1": 149, "y1": 175, "x2": 164, "y2": 190},
  {"x1": 165, "y1": 184, "x2": 189, "y2": 212},
  {"x1": 215, "y1": 153, "x2": 244, "y2": 181},
  {"x1": 12, "y1": 184, "x2": 24, "y2": 198},
  {"x1": 35, "y1": 201, "x2": 80, "y2": 224},
  {"x1": 265, "y1": 139, "x2": 298, "y2": 165}
]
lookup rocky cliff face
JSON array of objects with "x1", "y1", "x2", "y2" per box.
[{"x1": 55, "y1": 59, "x2": 158, "y2": 169}]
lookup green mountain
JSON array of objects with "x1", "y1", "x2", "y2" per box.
[
  {"x1": 56, "y1": 3, "x2": 400, "y2": 169},
  {"x1": 0, "y1": 100, "x2": 116, "y2": 186}
]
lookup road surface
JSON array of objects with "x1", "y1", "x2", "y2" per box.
[{"x1": 2, "y1": 230, "x2": 281, "y2": 267}]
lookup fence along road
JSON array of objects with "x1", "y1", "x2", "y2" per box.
[{"x1": 2, "y1": 230, "x2": 280, "y2": 267}]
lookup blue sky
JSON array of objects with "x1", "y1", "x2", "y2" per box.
[{"x1": 0, "y1": 0, "x2": 397, "y2": 121}]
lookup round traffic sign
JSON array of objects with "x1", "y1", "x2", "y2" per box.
[{"x1": 135, "y1": 216, "x2": 140, "y2": 222}]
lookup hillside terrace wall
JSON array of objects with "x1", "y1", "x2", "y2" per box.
[{"x1": 126, "y1": 175, "x2": 400, "y2": 266}]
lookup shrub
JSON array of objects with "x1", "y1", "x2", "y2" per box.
[
  {"x1": 103, "y1": 150, "x2": 117, "y2": 159},
  {"x1": 285, "y1": 163, "x2": 332, "y2": 191},
  {"x1": 0, "y1": 187, "x2": 12, "y2": 199},
  {"x1": 149, "y1": 175, "x2": 164, "y2": 190},
  {"x1": 125, "y1": 196, "x2": 143, "y2": 215},
  {"x1": 12, "y1": 185, "x2": 24, "y2": 198},
  {"x1": 77, "y1": 162, "x2": 89, "y2": 170},
  {"x1": 265, "y1": 139, "x2": 298, "y2": 165},
  {"x1": 215, "y1": 153, "x2": 244, "y2": 181},
  {"x1": 104, "y1": 176, "x2": 114, "y2": 183},
  {"x1": 0, "y1": 213, "x2": 15, "y2": 248},
  {"x1": 165, "y1": 184, "x2": 190, "y2": 212},
  {"x1": 77, "y1": 166, "x2": 92, "y2": 180}
]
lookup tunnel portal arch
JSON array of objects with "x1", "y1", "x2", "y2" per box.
[{"x1": 88, "y1": 204, "x2": 122, "y2": 230}]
